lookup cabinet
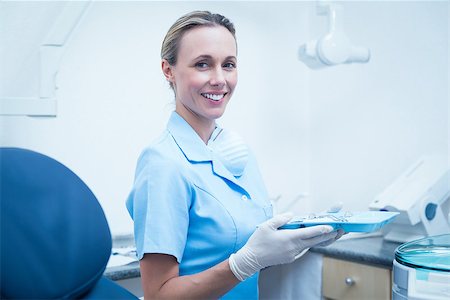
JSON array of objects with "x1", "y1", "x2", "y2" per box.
[{"x1": 322, "y1": 256, "x2": 392, "y2": 300}]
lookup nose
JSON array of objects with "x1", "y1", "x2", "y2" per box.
[{"x1": 209, "y1": 67, "x2": 226, "y2": 87}]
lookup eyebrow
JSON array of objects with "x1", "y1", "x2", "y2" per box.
[{"x1": 193, "y1": 55, "x2": 237, "y2": 61}]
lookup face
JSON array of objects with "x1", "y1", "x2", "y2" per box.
[{"x1": 163, "y1": 25, "x2": 237, "y2": 132}]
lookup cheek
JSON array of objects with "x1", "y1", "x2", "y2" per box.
[
  {"x1": 227, "y1": 72, "x2": 238, "y2": 90},
  {"x1": 175, "y1": 71, "x2": 204, "y2": 93},
  {"x1": 186, "y1": 71, "x2": 209, "y2": 90}
]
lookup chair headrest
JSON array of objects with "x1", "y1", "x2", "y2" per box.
[{"x1": 1, "y1": 148, "x2": 112, "y2": 299}]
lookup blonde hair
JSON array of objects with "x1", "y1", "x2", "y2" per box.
[{"x1": 161, "y1": 10, "x2": 236, "y2": 67}]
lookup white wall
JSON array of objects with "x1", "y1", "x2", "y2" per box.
[
  {"x1": 1, "y1": 1, "x2": 448, "y2": 236},
  {"x1": 307, "y1": 1, "x2": 449, "y2": 212}
]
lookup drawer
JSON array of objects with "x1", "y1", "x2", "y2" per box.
[{"x1": 322, "y1": 256, "x2": 392, "y2": 300}]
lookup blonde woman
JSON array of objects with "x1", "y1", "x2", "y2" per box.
[{"x1": 126, "y1": 11, "x2": 343, "y2": 299}]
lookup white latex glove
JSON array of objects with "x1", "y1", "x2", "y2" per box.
[{"x1": 228, "y1": 213, "x2": 338, "y2": 281}]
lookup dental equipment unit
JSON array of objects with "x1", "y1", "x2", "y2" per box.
[
  {"x1": 298, "y1": 1, "x2": 371, "y2": 69},
  {"x1": 370, "y1": 155, "x2": 450, "y2": 243}
]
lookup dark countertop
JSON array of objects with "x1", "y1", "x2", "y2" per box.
[
  {"x1": 104, "y1": 234, "x2": 140, "y2": 281},
  {"x1": 310, "y1": 235, "x2": 402, "y2": 268},
  {"x1": 104, "y1": 261, "x2": 140, "y2": 281},
  {"x1": 104, "y1": 235, "x2": 402, "y2": 280}
]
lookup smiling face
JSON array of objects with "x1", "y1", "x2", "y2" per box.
[{"x1": 162, "y1": 25, "x2": 237, "y2": 141}]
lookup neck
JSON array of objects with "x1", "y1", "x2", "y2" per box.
[
  {"x1": 175, "y1": 107, "x2": 215, "y2": 144},
  {"x1": 190, "y1": 118, "x2": 216, "y2": 144}
]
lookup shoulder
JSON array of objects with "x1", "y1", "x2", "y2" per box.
[
  {"x1": 138, "y1": 131, "x2": 183, "y2": 166},
  {"x1": 135, "y1": 130, "x2": 191, "y2": 183},
  {"x1": 129, "y1": 131, "x2": 194, "y2": 208}
]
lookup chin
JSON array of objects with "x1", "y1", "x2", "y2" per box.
[{"x1": 207, "y1": 108, "x2": 227, "y2": 120}]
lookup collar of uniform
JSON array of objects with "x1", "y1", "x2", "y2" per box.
[
  {"x1": 167, "y1": 111, "x2": 251, "y2": 196},
  {"x1": 167, "y1": 111, "x2": 213, "y2": 163}
]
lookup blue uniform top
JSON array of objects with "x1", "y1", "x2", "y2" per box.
[{"x1": 126, "y1": 112, "x2": 273, "y2": 299}]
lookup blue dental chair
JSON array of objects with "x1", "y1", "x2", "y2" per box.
[{"x1": 0, "y1": 147, "x2": 138, "y2": 299}]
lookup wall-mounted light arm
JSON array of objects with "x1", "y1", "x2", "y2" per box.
[{"x1": 298, "y1": 1, "x2": 370, "y2": 69}]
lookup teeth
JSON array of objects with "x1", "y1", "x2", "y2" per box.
[{"x1": 202, "y1": 93, "x2": 224, "y2": 101}]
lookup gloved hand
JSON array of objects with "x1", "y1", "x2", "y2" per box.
[{"x1": 228, "y1": 213, "x2": 339, "y2": 281}]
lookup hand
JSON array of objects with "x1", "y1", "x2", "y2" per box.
[
  {"x1": 323, "y1": 202, "x2": 347, "y2": 244},
  {"x1": 228, "y1": 213, "x2": 339, "y2": 281},
  {"x1": 315, "y1": 228, "x2": 346, "y2": 247}
]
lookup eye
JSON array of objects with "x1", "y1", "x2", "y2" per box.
[
  {"x1": 223, "y1": 62, "x2": 236, "y2": 69},
  {"x1": 195, "y1": 62, "x2": 209, "y2": 69}
]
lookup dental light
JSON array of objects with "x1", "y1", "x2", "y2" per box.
[{"x1": 299, "y1": 1, "x2": 371, "y2": 69}]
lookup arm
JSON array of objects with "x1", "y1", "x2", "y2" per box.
[
  {"x1": 140, "y1": 254, "x2": 239, "y2": 300},
  {"x1": 140, "y1": 214, "x2": 342, "y2": 299}
]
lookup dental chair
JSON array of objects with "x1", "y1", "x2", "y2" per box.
[{"x1": 0, "y1": 147, "x2": 138, "y2": 299}]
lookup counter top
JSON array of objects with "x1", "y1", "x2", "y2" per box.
[
  {"x1": 104, "y1": 234, "x2": 140, "y2": 281},
  {"x1": 310, "y1": 235, "x2": 401, "y2": 268},
  {"x1": 104, "y1": 261, "x2": 140, "y2": 281},
  {"x1": 104, "y1": 235, "x2": 402, "y2": 281}
]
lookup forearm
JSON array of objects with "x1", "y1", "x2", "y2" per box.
[{"x1": 143, "y1": 259, "x2": 240, "y2": 300}]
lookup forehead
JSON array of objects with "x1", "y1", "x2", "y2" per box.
[{"x1": 177, "y1": 26, "x2": 237, "y2": 61}]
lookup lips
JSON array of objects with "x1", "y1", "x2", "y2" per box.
[{"x1": 201, "y1": 93, "x2": 227, "y2": 101}]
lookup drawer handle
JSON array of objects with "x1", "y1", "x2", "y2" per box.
[{"x1": 345, "y1": 277, "x2": 355, "y2": 286}]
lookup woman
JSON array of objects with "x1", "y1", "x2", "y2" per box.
[{"x1": 126, "y1": 11, "x2": 342, "y2": 299}]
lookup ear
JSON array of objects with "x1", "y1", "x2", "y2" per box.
[{"x1": 161, "y1": 59, "x2": 175, "y2": 84}]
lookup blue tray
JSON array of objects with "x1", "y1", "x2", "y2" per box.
[{"x1": 279, "y1": 211, "x2": 399, "y2": 232}]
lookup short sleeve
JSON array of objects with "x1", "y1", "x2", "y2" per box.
[{"x1": 126, "y1": 149, "x2": 192, "y2": 262}]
